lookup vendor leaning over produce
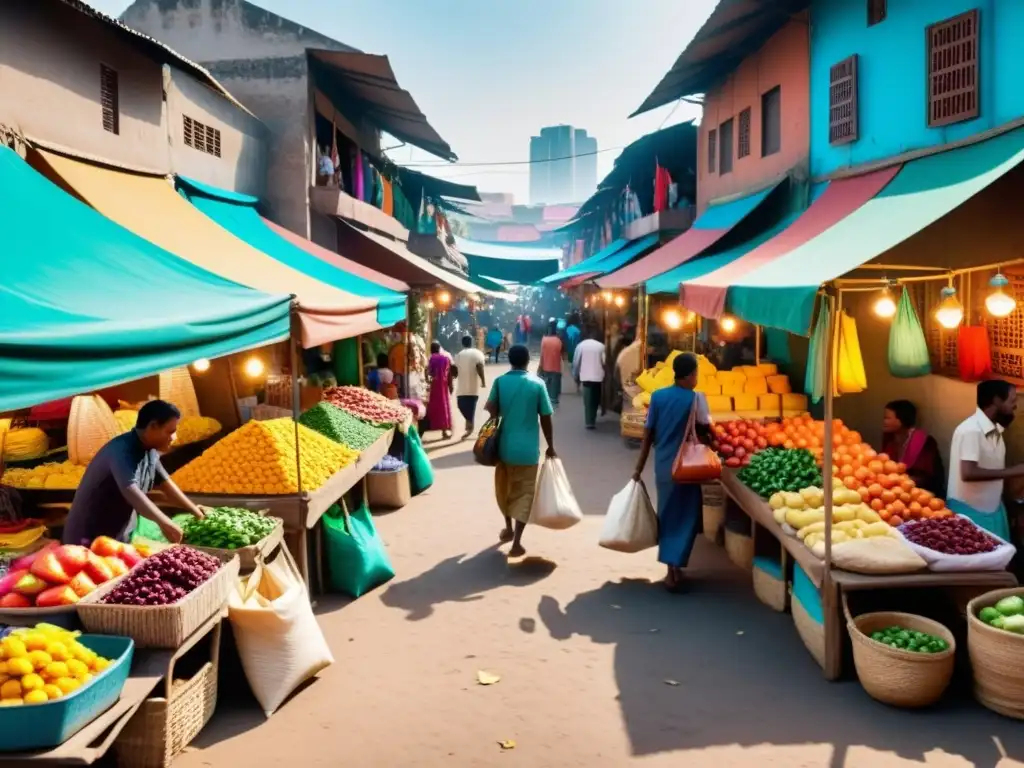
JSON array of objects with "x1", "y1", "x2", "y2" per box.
[
  {"x1": 63, "y1": 400, "x2": 204, "y2": 546},
  {"x1": 947, "y1": 380, "x2": 1023, "y2": 541}
]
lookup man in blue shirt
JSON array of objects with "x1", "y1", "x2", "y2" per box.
[{"x1": 485, "y1": 344, "x2": 556, "y2": 557}]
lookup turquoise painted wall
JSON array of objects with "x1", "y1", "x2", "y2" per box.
[{"x1": 810, "y1": 0, "x2": 1024, "y2": 178}]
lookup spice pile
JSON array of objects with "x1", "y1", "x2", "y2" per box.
[
  {"x1": 323, "y1": 386, "x2": 411, "y2": 427},
  {"x1": 299, "y1": 403, "x2": 390, "y2": 451},
  {"x1": 102, "y1": 547, "x2": 220, "y2": 606}
]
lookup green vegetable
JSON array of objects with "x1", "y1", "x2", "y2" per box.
[
  {"x1": 180, "y1": 506, "x2": 277, "y2": 549},
  {"x1": 995, "y1": 595, "x2": 1024, "y2": 617},
  {"x1": 299, "y1": 402, "x2": 389, "y2": 452},
  {"x1": 1001, "y1": 614, "x2": 1024, "y2": 634},
  {"x1": 870, "y1": 624, "x2": 949, "y2": 653},
  {"x1": 979, "y1": 606, "x2": 1002, "y2": 624},
  {"x1": 737, "y1": 448, "x2": 823, "y2": 498}
]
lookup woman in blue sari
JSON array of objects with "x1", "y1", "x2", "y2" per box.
[{"x1": 631, "y1": 353, "x2": 710, "y2": 591}]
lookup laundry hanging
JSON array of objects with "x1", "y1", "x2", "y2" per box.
[
  {"x1": 653, "y1": 162, "x2": 672, "y2": 213},
  {"x1": 887, "y1": 288, "x2": 932, "y2": 378},
  {"x1": 831, "y1": 309, "x2": 867, "y2": 396},
  {"x1": 804, "y1": 299, "x2": 829, "y2": 404},
  {"x1": 957, "y1": 326, "x2": 992, "y2": 381}
]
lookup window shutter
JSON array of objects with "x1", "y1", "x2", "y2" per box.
[
  {"x1": 100, "y1": 64, "x2": 119, "y2": 135},
  {"x1": 829, "y1": 55, "x2": 858, "y2": 145},
  {"x1": 761, "y1": 86, "x2": 781, "y2": 156},
  {"x1": 182, "y1": 116, "x2": 222, "y2": 158},
  {"x1": 719, "y1": 118, "x2": 734, "y2": 174},
  {"x1": 737, "y1": 108, "x2": 751, "y2": 159},
  {"x1": 707, "y1": 129, "x2": 717, "y2": 174},
  {"x1": 926, "y1": 9, "x2": 979, "y2": 128}
]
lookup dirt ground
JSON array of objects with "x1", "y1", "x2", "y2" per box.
[{"x1": 176, "y1": 364, "x2": 1024, "y2": 768}]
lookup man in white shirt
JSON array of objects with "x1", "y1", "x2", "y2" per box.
[
  {"x1": 572, "y1": 329, "x2": 606, "y2": 430},
  {"x1": 454, "y1": 335, "x2": 487, "y2": 438},
  {"x1": 947, "y1": 379, "x2": 1022, "y2": 540}
]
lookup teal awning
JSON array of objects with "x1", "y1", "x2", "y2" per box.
[
  {"x1": 0, "y1": 148, "x2": 292, "y2": 412},
  {"x1": 539, "y1": 239, "x2": 628, "y2": 284},
  {"x1": 575, "y1": 234, "x2": 660, "y2": 280},
  {"x1": 456, "y1": 236, "x2": 562, "y2": 284},
  {"x1": 177, "y1": 176, "x2": 407, "y2": 328}
]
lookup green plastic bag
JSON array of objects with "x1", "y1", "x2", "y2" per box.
[
  {"x1": 888, "y1": 289, "x2": 931, "y2": 378},
  {"x1": 322, "y1": 502, "x2": 395, "y2": 598},
  {"x1": 132, "y1": 513, "x2": 192, "y2": 544},
  {"x1": 404, "y1": 425, "x2": 434, "y2": 496},
  {"x1": 332, "y1": 338, "x2": 361, "y2": 386},
  {"x1": 804, "y1": 301, "x2": 829, "y2": 404}
]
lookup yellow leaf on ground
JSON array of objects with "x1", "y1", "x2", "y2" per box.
[
  {"x1": 498, "y1": 740, "x2": 516, "y2": 750},
  {"x1": 477, "y1": 671, "x2": 501, "y2": 686}
]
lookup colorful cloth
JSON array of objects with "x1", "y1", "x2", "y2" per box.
[
  {"x1": 495, "y1": 462, "x2": 538, "y2": 524},
  {"x1": 382, "y1": 178, "x2": 394, "y2": 216},
  {"x1": 425, "y1": 353, "x2": 452, "y2": 431}
]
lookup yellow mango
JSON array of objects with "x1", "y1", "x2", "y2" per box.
[
  {"x1": 856, "y1": 507, "x2": 881, "y2": 524},
  {"x1": 797, "y1": 521, "x2": 826, "y2": 540},
  {"x1": 863, "y1": 521, "x2": 894, "y2": 538},
  {"x1": 833, "y1": 504, "x2": 857, "y2": 523},
  {"x1": 768, "y1": 492, "x2": 785, "y2": 510},
  {"x1": 786, "y1": 508, "x2": 824, "y2": 530}
]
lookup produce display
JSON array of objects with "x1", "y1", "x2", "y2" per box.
[
  {"x1": 711, "y1": 419, "x2": 770, "y2": 466},
  {"x1": 899, "y1": 517, "x2": 996, "y2": 555},
  {"x1": 180, "y1": 507, "x2": 277, "y2": 550},
  {"x1": 102, "y1": 546, "x2": 220, "y2": 606},
  {"x1": 977, "y1": 595, "x2": 1024, "y2": 633},
  {"x1": 171, "y1": 418, "x2": 359, "y2": 495},
  {"x1": 1, "y1": 427, "x2": 48, "y2": 462},
  {"x1": 867, "y1": 625, "x2": 950, "y2": 653},
  {"x1": 114, "y1": 410, "x2": 221, "y2": 448},
  {"x1": 299, "y1": 402, "x2": 390, "y2": 452},
  {"x1": 373, "y1": 454, "x2": 407, "y2": 472},
  {"x1": 737, "y1": 448, "x2": 822, "y2": 498},
  {"x1": 2, "y1": 461, "x2": 85, "y2": 490},
  {"x1": 0, "y1": 538, "x2": 143, "y2": 609},
  {"x1": 0, "y1": 624, "x2": 113, "y2": 705},
  {"x1": 322, "y1": 386, "x2": 412, "y2": 427}
]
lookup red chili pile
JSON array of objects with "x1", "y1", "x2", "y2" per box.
[
  {"x1": 900, "y1": 516, "x2": 998, "y2": 555},
  {"x1": 322, "y1": 386, "x2": 411, "y2": 427},
  {"x1": 102, "y1": 546, "x2": 221, "y2": 606}
]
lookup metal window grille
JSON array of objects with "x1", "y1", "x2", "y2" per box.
[
  {"x1": 707, "y1": 129, "x2": 717, "y2": 173},
  {"x1": 100, "y1": 64, "x2": 119, "y2": 135},
  {"x1": 183, "y1": 115, "x2": 222, "y2": 158},
  {"x1": 719, "y1": 118, "x2": 734, "y2": 174},
  {"x1": 829, "y1": 55, "x2": 858, "y2": 145},
  {"x1": 926, "y1": 9, "x2": 979, "y2": 128},
  {"x1": 737, "y1": 108, "x2": 751, "y2": 158}
]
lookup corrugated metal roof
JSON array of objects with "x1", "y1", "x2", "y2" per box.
[{"x1": 631, "y1": 0, "x2": 809, "y2": 117}]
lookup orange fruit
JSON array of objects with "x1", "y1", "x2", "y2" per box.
[
  {"x1": 867, "y1": 460, "x2": 884, "y2": 473},
  {"x1": 899, "y1": 491, "x2": 913, "y2": 505},
  {"x1": 877, "y1": 453, "x2": 890, "y2": 463},
  {"x1": 867, "y1": 483, "x2": 884, "y2": 498},
  {"x1": 928, "y1": 498, "x2": 945, "y2": 511},
  {"x1": 843, "y1": 476, "x2": 859, "y2": 490},
  {"x1": 895, "y1": 462, "x2": 907, "y2": 474},
  {"x1": 899, "y1": 478, "x2": 915, "y2": 493},
  {"x1": 889, "y1": 515, "x2": 904, "y2": 526},
  {"x1": 908, "y1": 501, "x2": 923, "y2": 517},
  {"x1": 858, "y1": 487, "x2": 871, "y2": 502},
  {"x1": 890, "y1": 500, "x2": 906, "y2": 515},
  {"x1": 880, "y1": 490, "x2": 896, "y2": 504},
  {"x1": 870, "y1": 498, "x2": 885, "y2": 512}
]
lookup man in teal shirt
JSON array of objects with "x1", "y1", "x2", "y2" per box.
[{"x1": 485, "y1": 344, "x2": 557, "y2": 557}]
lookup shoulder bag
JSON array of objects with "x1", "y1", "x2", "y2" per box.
[
  {"x1": 671, "y1": 393, "x2": 721, "y2": 484},
  {"x1": 473, "y1": 377, "x2": 505, "y2": 467}
]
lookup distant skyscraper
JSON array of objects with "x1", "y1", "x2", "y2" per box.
[{"x1": 529, "y1": 125, "x2": 597, "y2": 204}]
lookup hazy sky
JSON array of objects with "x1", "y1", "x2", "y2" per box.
[{"x1": 92, "y1": 0, "x2": 714, "y2": 203}]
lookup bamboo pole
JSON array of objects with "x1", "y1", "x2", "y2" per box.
[
  {"x1": 822, "y1": 293, "x2": 837, "y2": 605},
  {"x1": 638, "y1": 286, "x2": 649, "y2": 372},
  {"x1": 755, "y1": 325, "x2": 762, "y2": 365},
  {"x1": 289, "y1": 318, "x2": 303, "y2": 515}
]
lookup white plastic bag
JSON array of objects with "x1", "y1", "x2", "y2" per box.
[
  {"x1": 529, "y1": 457, "x2": 583, "y2": 530},
  {"x1": 228, "y1": 547, "x2": 334, "y2": 716},
  {"x1": 893, "y1": 515, "x2": 1017, "y2": 572},
  {"x1": 599, "y1": 480, "x2": 658, "y2": 553}
]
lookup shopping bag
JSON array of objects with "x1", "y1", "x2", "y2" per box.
[
  {"x1": 322, "y1": 501, "x2": 395, "y2": 597},
  {"x1": 528, "y1": 457, "x2": 583, "y2": 530},
  {"x1": 671, "y1": 396, "x2": 721, "y2": 484},
  {"x1": 228, "y1": 545, "x2": 334, "y2": 716},
  {"x1": 888, "y1": 288, "x2": 931, "y2": 378},
  {"x1": 599, "y1": 480, "x2": 658, "y2": 553},
  {"x1": 473, "y1": 379, "x2": 504, "y2": 467},
  {"x1": 404, "y1": 425, "x2": 434, "y2": 495}
]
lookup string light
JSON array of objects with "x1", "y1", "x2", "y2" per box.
[
  {"x1": 873, "y1": 286, "x2": 897, "y2": 319},
  {"x1": 662, "y1": 308, "x2": 683, "y2": 330},
  {"x1": 985, "y1": 272, "x2": 1017, "y2": 317},
  {"x1": 244, "y1": 356, "x2": 265, "y2": 378},
  {"x1": 437, "y1": 290, "x2": 451, "y2": 306},
  {"x1": 935, "y1": 285, "x2": 963, "y2": 329},
  {"x1": 192, "y1": 358, "x2": 211, "y2": 373},
  {"x1": 601, "y1": 290, "x2": 614, "y2": 303},
  {"x1": 613, "y1": 295, "x2": 625, "y2": 308},
  {"x1": 720, "y1": 315, "x2": 738, "y2": 334}
]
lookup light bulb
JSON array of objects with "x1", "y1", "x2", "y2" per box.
[
  {"x1": 720, "y1": 315, "x2": 738, "y2": 334},
  {"x1": 935, "y1": 286, "x2": 963, "y2": 329},
  {"x1": 601, "y1": 290, "x2": 613, "y2": 303},
  {"x1": 613, "y1": 295, "x2": 625, "y2": 307},
  {"x1": 662, "y1": 308, "x2": 683, "y2": 331},
  {"x1": 437, "y1": 290, "x2": 451, "y2": 306},
  {"x1": 873, "y1": 288, "x2": 897, "y2": 318},
  {"x1": 192, "y1": 358, "x2": 211, "y2": 373},
  {"x1": 244, "y1": 356, "x2": 265, "y2": 378},
  {"x1": 986, "y1": 273, "x2": 1017, "y2": 318}
]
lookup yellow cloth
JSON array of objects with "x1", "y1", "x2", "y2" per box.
[
  {"x1": 389, "y1": 343, "x2": 407, "y2": 375},
  {"x1": 832, "y1": 310, "x2": 867, "y2": 396},
  {"x1": 495, "y1": 462, "x2": 538, "y2": 524}
]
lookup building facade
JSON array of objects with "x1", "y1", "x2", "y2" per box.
[{"x1": 528, "y1": 124, "x2": 597, "y2": 204}]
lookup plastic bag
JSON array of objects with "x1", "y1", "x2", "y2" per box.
[
  {"x1": 529, "y1": 458, "x2": 583, "y2": 530},
  {"x1": 893, "y1": 515, "x2": 1017, "y2": 572},
  {"x1": 322, "y1": 501, "x2": 395, "y2": 597},
  {"x1": 958, "y1": 326, "x2": 992, "y2": 381},
  {"x1": 228, "y1": 546, "x2": 334, "y2": 716},
  {"x1": 804, "y1": 300, "x2": 829, "y2": 404},
  {"x1": 888, "y1": 289, "x2": 931, "y2": 378},
  {"x1": 404, "y1": 425, "x2": 434, "y2": 495},
  {"x1": 831, "y1": 309, "x2": 867, "y2": 395},
  {"x1": 599, "y1": 480, "x2": 658, "y2": 553}
]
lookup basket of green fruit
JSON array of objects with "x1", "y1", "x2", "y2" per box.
[
  {"x1": 180, "y1": 507, "x2": 283, "y2": 572},
  {"x1": 844, "y1": 604, "x2": 955, "y2": 708},
  {"x1": 967, "y1": 587, "x2": 1024, "y2": 720}
]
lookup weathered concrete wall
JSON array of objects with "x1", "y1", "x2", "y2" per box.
[{"x1": 0, "y1": 0, "x2": 167, "y2": 170}]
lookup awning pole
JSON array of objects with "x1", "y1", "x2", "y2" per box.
[
  {"x1": 404, "y1": 311, "x2": 412, "y2": 400},
  {"x1": 357, "y1": 334, "x2": 365, "y2": 388},
  {"x1": 289, "y1": 317, "x2": 304, "y2": 509},
  {"x1": 822, "y1": 293, "x2": 837, "y2": 626},
  {"x1": 755, "y1": 325, "x2": 761, "y2": 366},
  {"x1": 638, "y1": 286, "x2": 649, "y2": 373}
]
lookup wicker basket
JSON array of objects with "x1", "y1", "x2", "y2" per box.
[
  {"x1": 724, "y1": 529, "x2": 754, "y2": 571},
  {"x1": 115, "y1": 622, "x2": 221, "y2": 767},
  {"x1": 67, "y1": 395, "x2": 119, "y2": 466},
  {"x1": 191, "y1": 518, "x2": 284, "y2": 573},
  {"x1": 753, "y1": 559, "x2": 788, "y2": 613},
  {"x1": 702, "y1": 483, "x2": 725, "y2": 544},
  {"x1": 846, "y1": 607, "x2": 955, "y2": 708},
  {"x1": 620, "y1": 411, "x2": 645, "y2": 439},
  {"x1": 792, "y1": 595, "x2": 826, "y2": 669},
  {"x1": 159, "y1": 368, "x2": 201, "y2": 419},
  {"x1": 367, "y1": 467, "x2": 412, "y2": 510},
  {"x1": 967, "y1": 587, "x2": 1024, "y2": 719},
  {"x1": 77, "y1": 553, "x2": 239, "y2": 649}
]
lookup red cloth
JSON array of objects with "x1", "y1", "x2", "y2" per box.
[
  {"x1": 957, "y1": 326, "x2": 992, "y2": 381},
  {"x1": 653, "y1": 163, "x2": 672, "y2": 213}
]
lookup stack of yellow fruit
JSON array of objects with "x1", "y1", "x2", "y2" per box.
[
  {"x1": 2, "y1": 428, "x2": 49, "y2": 462},
  {"x1": 2, "y1": 461, "x2": 86, "y2": 490},
  {"x1": 112, "y1": 409, "x2": 137, "y2": 433},
  {"x1": 0, "y1": 624, "x2": 111, "y2": 706},
  {"x1": 114, "y1": 411, "x2": 221, "y2": 448},
  {"x1": 172, "y1": 418, "x2": 359, "y2": 495}
]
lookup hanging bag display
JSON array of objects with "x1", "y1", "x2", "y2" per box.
[
  {"x1": 888, "y1": 289, "x2": 932, "y2": 378},
  {"x1": 832, "y1": 309, "x2": 867, "y2": 395},
  {"x1": 804, "y1": 300, "x2": 829, "y2": 404},
  {"x1": 404, "y1": 425, "x2": 434, "y2": 495},
  {"x1": 957, "y1": 326, "x2": 992, "y2": 381},
  {"x1": 671, "y1": 394, "x2": 721, "y2": 484}
]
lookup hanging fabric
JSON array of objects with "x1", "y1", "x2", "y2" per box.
[
  {"x1": 417, "y1": 191, "x2": 437, "y2": 235},
  {"x1": 831, "y1": 309, "x2": 867, "y2": 395},
  {"x1": 382, "y1": 177, "x2": 394, "y2": 216},
  {"x1": 887, "y1": 288, "x2": 932, "y2": 378},
  {"x1": 764, "y1": 327, "x2": 791, "y2": 364},
  {"x1": 653, "y1": 162, "x2": 672, "y2": 213},
  {"x1": 804, "y1": 299, "x2": 829, "y2": 404},
  {"x1": 957, "y1": 326, "x2": 992, "y2": 381},
  {"x1": 351, "y1": 148, "x2": 364, "y2": 201}
]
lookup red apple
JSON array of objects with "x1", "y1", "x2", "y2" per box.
[
  {"x1": 83, "y1": 552, "x2": 115, "y2": 584},
  {"x1": 10, "y1": 540, "x2": 59, "y2": 572},
  {"x1": 0, "y1": 592, "x2": 33, "y2": 608},
  {"x1": 54, "y1": 545, "x2": 90, "y2": 577},
  {"x1": 0, "y1": 568, "x2": 27, "y2": 597},
  {"x1": 68, "y1": 571, "x2": 97, "y2": 599},
  {"x1": 90, "y1": 536, "x2": 124, "y2": 558},
  {"x1": 30, "y1": 551, "x2": 71, "y2": 585},
  {"x1": 117, "y1": 544, "x2": 143, "y2": 568},
  {"x1": 35, "y1": 585, "x2": 80, "y2": 608},
  {"x1": 13, "y1": 572, "x2": 49, "y2": 596},
  {"x1": 105, "y1": 556, "x2": 129, "y2": 578}
]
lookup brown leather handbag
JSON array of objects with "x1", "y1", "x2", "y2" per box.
[{"x1": 671, "y1": 395, "x2": 721, "y2": 484}]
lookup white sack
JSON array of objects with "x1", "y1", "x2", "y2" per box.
[
  {"x1": 529, "y1": 457, "x2": 583, "y2": 530},
  {"x1": 599, "y1": 480, "x2": 658, "y2": 553}
]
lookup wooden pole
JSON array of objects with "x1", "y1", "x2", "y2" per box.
[
  {"x1": 638, "y1": 286, "x2": 649, "y2": 373},
  {"x1": 755, "y1": 325, "x2": 762, "y2": 365},
  {"x1": 403, "y1": 315, "x2": 412, "y2": 400},
  {"x1": 821, "y1": 294, "x2": 837, "y2": 608},
  {"x1": 357, "y1": 334, "x2": 365, "y2": 388},
  {"x1": 288, "y1": 317, "x2": 303, "y2": 519}
]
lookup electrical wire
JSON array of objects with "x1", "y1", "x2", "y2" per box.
[{"x1": 400, "y1": 145, "x2": 624, "y2": 168}]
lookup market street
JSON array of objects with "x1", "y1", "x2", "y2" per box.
[{"x1": 175, "y1": 364, "x2": 1024, "y2": 768}]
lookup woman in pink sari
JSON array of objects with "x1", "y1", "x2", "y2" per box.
[
  {"x1": 425, "y1": 341, "x2": 453, "y2": 439},
  {"x1": 881, "y1": 400, "x2": 945, "y2": 496}
]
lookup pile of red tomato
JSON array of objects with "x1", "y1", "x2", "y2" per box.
[{"x1": 711, "y1": 420, "x2": 770, "y2": 468}]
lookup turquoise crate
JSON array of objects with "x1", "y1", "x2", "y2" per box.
[{"x1": 0, "y1": 634, "x2": 134, "y2": 752}]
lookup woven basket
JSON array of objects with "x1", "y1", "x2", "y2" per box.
[
  {"x1": 724, "y1": 529, "x2": 754, "y2": 571},
  {"x1": 846, "y1": 607, "x2": 955, "y2": 708},
  {"x1": 114, "y1": 622, "x2": 221, "y2": 767},
  {"x1": 753, "y1": 563, "x2": 787, "y2": 613},
  {"x1": 967, "y1": 587, "x2": 1024, "y2": 719},
  {"x1": 367, "y1": 467, "x2": 412, "y2": 510},
  {"x1": 159, "y1": 368, "x2": 201, "y2": 419},
  {"x1": 620, "y1": 411, "x2": 645, "y2": 439},
  {"x1": 67, "y1": 395, "x2": 119, "y2": 466},
  {"x1": 792, "y1": 596, "x2": 826, "y2": 670},
  {"x1": 702, "y1": 483, "x2": 725, "y2": 544},
  {"x1": 191, "y1": 518, "x2": 284, "y2": 573},
  {"x1": 77, "y1": 553, "x2": 239, "y2": 649}
]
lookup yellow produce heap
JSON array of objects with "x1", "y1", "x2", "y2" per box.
[
  {"x1": 2, "y1": 461, "x2": 85, "y2": 490},
  {"x1": 114, "y1": 410, "x2": 221, "y2": 447},
  {"x1": 0, "y1": 624, "x2": 112, "y2": 706},
  {"x1": 172, "y1": 418, "x2": 359, "y2": 495}
]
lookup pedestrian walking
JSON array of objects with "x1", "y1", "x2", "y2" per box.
[
  {"x1": 425, "y1": 341, "x2": 453, "y2": 439},
  {"x1": 486, "y1": 326, "x2": 503, "y2": 363},
  {"x1": 484, "y1": 344, "x2": 556, "y2": 557},
  {"x1": 573, "y1": 328, "x2": 606, "y2": 430},
  {"x1": 538, "y1": 319, "x2": 563, "y2": 407},
  {"x1": 454, "y1": 334, "x2": 487, "y2": 439},
  {"x1": 630, "y1": 353, "x2": 711, "y2": 591},
  {"x1": 565, "y1": 315, "x2": 582, "y2": 392}
]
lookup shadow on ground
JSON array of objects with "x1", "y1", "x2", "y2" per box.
[{"x1": 535, "y1": 576, "x2": 1024, "y2": 767}]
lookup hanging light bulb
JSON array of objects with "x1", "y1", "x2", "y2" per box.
[
  {"x1": 192, "y1": 358, "x2": 211, "y2": 373},
  {"x1": 873, "y1": 286, "x2": 897, "y2": 319},
  {"x1": 244, "y1": 356, "x2": 265, "y2": 378},
  {"x1": 985, "y1": 272, "x2": 1017, "y2": 318},
  {"x1": 935, "y1": 285, "x2": 964, "y2": 329},
  {"x1": 601, "y1": 290, "x2": 614, "y2": 303},
  {"x1": 437, "y1": 290, "x2": 451, "y2": 307},
  {"x1": 662, "y1": 308, "x2": 683, "y2": 331},
  {"x1": 720, "y1": 315, "x2": 738, "y2": 334},
  {"x1": 613, "y1": 295, "x2": 625, "y2": 308}
]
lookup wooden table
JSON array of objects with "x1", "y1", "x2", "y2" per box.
[{"x1": 718, "y1": 470, "x2": 1018, "y2": 679}]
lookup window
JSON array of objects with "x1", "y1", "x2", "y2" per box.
[
  {"x1": 719, "y1": 118, "x2": 734, "y2": 174},
  {"x1": 868, "y1": 0, "x2": 886, "y2": 26},
  {"x1": 927, "y1": 9, "x2": 980, "y2": 127},
  {"x1": 100, "y1": 64, "x2": 119, "y2": 135},
  {"x1": 707, "y1": 128, "x2": 717, "y2": 173},
  {"x1": 183, "y1": 115, "x2": 222, "y2": 158},
  {"x1": 829, "y1": 55, "x2": 858, "y2": 145},
  {"x1": 737, "y1": 108, "x2": 752, "y2": 158},
  {"x1": 761, "y1": 86, "x2": 781, "y2": 156}
]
